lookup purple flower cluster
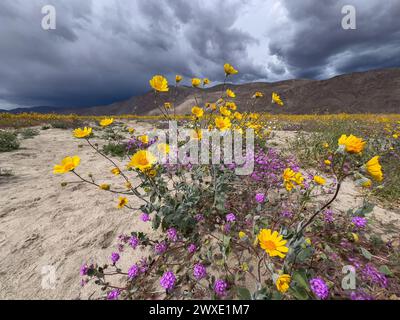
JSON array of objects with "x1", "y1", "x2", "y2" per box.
[
  {"x1": 128, "y1": 264, "x2": 140, "y2": 279},
  {"x1": 255, "y1": 193, "x2": 265, "y2": 203},
  {"x1": 110, "y1": 252, "x2": 120, "y2": 265},
  {"x1": 310, "y1": 277, "x2": 329, "y2": 300},
  {"x1": 350, "y1": 291, "x2": 374, "y2": 300},
  {"x1": 80, "y1": 264, "x2": 90, "y2": 276},
  {"x1": 129, "y1": 236, "x2": 139, "y2": 249},
  {"x1": 140, "y1": 213, "x2": 151, "y2": 222},
  {"x1": 362, "y1": 264, "x2": 388, "y2": 288},
  {"x1": 107, "y1": 289, "x2": 120, "y2": 300},
  {"x1": 193, "y1": 263, "x2": 207, "y2": 280},
  {"x1": 188, "y1": 243, "x2": 197, "y2": 254},
  {"x1": 195, "y1": 214, "x2": 204, "y2": 222},
  {"x1": 160, "y1": 271, "x2": 176, "y2": 291},
  {"x1": 352, "y1": 216, "x2": 367, "y2": 229},
  {"x1": 167, "y1": 227, "x2": 178, "y2": 242},
  {"x1": 154, "y1": 241, "x2": 168, "y2": 255},
  {"x1": 250, "y1": 149, "x2": 290, "y2": 187},
  {"x1": 226, "y1": 213, "x2": 236, "y2": 223},
  {"x1": 324, "y1": 209, "x2": 334, "y2": 223},
  {"x1": 281, "y1": 209, "x2": 293, "y2": 219},
  {"x1": 126, "y1": 136, "x2": 157, "y2": 152},
  {"x1": 214, "y1": 279, "x2": 228, "y2": 297}
]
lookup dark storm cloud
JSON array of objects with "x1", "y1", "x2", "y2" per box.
[
  {"x1": 269, "y1": 0, "x2": 400, "y2": 78},
  {"x1": 0, "y1": 0, "x2": 399, "y2": 109},
  {"x1": 0, "y1": 0, "x2": 263, "y2": 108}
]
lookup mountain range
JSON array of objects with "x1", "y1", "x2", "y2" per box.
[{"x1": 1, "y1": 68, "x2": 399, "y2": 115}]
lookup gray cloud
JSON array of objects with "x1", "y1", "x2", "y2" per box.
[
  {"x1": 268, "y1": 0, "x2": 400, "y2": 78},
  {"x1": 0, "y1": 0, "x2": 399, "y2": 109}
]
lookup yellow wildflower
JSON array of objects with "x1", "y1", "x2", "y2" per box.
[
  {"x1": 53, "y1": 156, "x2": 80, "y2": 174},
  {"x1": 254, "y1": 92, "x2": 263, "y2": 98},
  {"x1": 164, "y1": 102, "x2": 172, "y2": 109},
  {"x1": 117, "y1": 196, "x2": 128, "y2": 209},
  {"x1": 234, "y1": 112, "x2": 243, "y2": 121},
  {"x1": 100, "y1": 118, "x2": 114, "y2": 127},
  {"x1": 128, "y1": 127, "x2": 135, "y2": 134},
  {"x1": 313, "y1": 175, "x2": 326, "y2": 185},
  {"x1": 139, "y1": 135, "x2": 149, "y2": 144},
  {"x1": 149, "y1": 75, "x2": 169, "y2": 92},
  {"x1": 225, "y1": 102, "x2": 237, "y2": 110},
  {"x1": 215, "y1": 116, "x2": 232, "y2": 131},
  {"x1": 191, "y1": 106, "x2": 204, "y2": 118},
  {"x1": 224, "y1": 63, "x2": 238, "y2": 75},
  {"x1": 192, "y1": 78, "x2": 201, "y2": 87},
  {"x1": 338, "y1": 134, "x2": 365, "y2": 154},
  {"x1": 364, "y1": 156, "x2": 383, "y2": 182},
  {"x1": 203, "y1": 78, "x2": 210, "y2": 85},
  {"x1": 99, "y1": 184, "x2": 110, "y2": 190},
  {"x1": 258, "y1": 229, "x2": 288, "y2": 258},
  {"x1": 220, "y1": 106, "x2": 231, "y2": 117},
  {"x1": 175, "y1": 75, "x2": 183, "y2": 83},
  {"x1": 276, "y1": 274, "x2": 291, "y2": 293},
  {"x1": 128, "y1": 150, "x2": 157, "y2": 172},
  {"x1": 324, "y1": 159, "x2": 331, "y2": 165},
  {"x1": 73, "y1": 127, "x2": 92, "y2": 138},
  {"x1": 111, "y1": 168, "x2": 120, "y2": 175},
  {"x1": 226, "y1": 89, "x2": 236, "y2": 98},
  {"x1": 272, "y1": 92, "x2": 284, "y2": 106},
  {"x1": 238, "y1": 231, "x2": 246, "y2": 239}
]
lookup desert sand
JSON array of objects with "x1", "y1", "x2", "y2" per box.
[{"x1": 0, "y1": 123, "x2": 399, "y2": 299}]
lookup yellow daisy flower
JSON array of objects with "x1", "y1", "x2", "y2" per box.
[
  {"x1": 191, "y1": 106, "x2": 204, "y2": 118},
  {"x1": 364, "y1": 156, "x2": 383, "y2": 182},
  {"x1": 73, "y1": 127, "x2": 92, "y2": 138},
  {"x1": 338, "y1": 134, "x2": 365, "y2": 154},
  {"x1": 226, "y1": 89, "x2": 236, "y2": 98},
  {"x1": 224, "y1": 63, "x2": 238, "y2": 75},
  {"x1": 192, "y1": 78, "x2": 201, "y2": 87},
  {"x1": 215, "y1": 116, "x2": 231, "y2": 131},
  {"x1": 53, "y1": 156, "x2": 80, "y2": 174},
  {"x1": 117, "y1": 196, "x2": 128, "y2": 209},
  {"x1": 99, "y1": 118, "x2": 114, "y2": 127},
  {"x1": 272, "y1": 92, "x2": 284, "y2": 106},
  {"x1": 149, "y1": 75, "x2": 169, "y2": 92},
  {"x1": 128, "y1": 150, "x2": 157, "y2": 172},
  {"x1": 258, "y1": 229, "x2": 288, "y2": 258},
  {"x1": 313, "y1": 175, "x2": 326, "y2": 185},
  {"x1": 276, "y1": 274, "x2": 291, "y2": 293}
]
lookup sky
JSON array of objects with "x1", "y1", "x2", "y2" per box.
[{"x1": 0, "y1": 0, "x2": 399, "y2": 109}]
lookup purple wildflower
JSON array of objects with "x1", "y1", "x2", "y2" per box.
[
  {"x1": 350, "y1": 291, "x2": 374, "y2": 300},
  {"x1": 362, "y1": 264, "x2": 388, "y2": 288},
  {"x1": 160, "y1": 271, "x2": 176, "y2": 291},
  {"x1": 138, "y1": 258, "x2": 149, "y2": 273},
  {"x1": 80, "y1": 264, "x2": 89, "y2": 276},
  {"x1": 281, "y1": 210, "x2": 293, "y2": 218},
  {"x1": 140, "y1": 213, "x2": 151, "y2": 222},
  {"x1": 129, "y1": 236, "x2": 139, "y2": 249},
  {"x1": 214, "y1": 279, "x2": 228, "y2": 297},
  {"x1": 223, "y1": 223, "x2": 231, "y2": 234},
  {"x1": 352, "y1": 216, "x2": 367, "y2": 229},
  {"x1": 324, "y1": 209, "x2": 334, "y2": 223},
  {"x1": 193, "y1": 263, "x2": 207, "y2": 280},
  {"x1": 128, "y1": 264, "x2": 140, "y2": 279},
  {"x1": 107, "y1": 289, "x2": 120, "y2": 300},
  {"x1": 154, "y1": 241, "x2": 168, "y2": 255},
  {"x1": 255, "y1": 193, "x2": 265, "y2": 203},
  {"x1": 110, "y1": 252, "x2": 120, "y2": 265},
  {"x1": 310, "y1": 278, "x2": 329, "y2": 300},
  {"x1": 167, "y1": 227, "x2": 178, "y2": 242},
  {"x1": 226, "y1": 213, "x2": 236, "y2": 223},
  {"x1": 195, "y1": 214, "x2": 204, "y2": 222},
  {"x1": 188, "y1": 243, "x2": 197, "y2": 254}
]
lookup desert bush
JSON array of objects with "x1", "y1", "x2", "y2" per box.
[
  {"x1": 54, "y1": 65, "x2": 400, "y2": 300},
  {"x1": 18, "y1": 128, "x2": 40, "y2": 139},
  {"x1": 0, "y1": 131, "x2": 20, "y2": 152},
  {"x1": 102, "y1": 142, "x2": 128, "y2": 158}
]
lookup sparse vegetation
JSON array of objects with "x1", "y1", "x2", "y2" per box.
[{"x1": 0, "y1": 131, "x2": 20, "y2": 152}]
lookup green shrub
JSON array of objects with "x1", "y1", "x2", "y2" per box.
[
  {"x1": 0, "y1": 131, "x2": 20, "y2": 152},
  {"x1": 102, "y1": 142, "x2": 127, "y2": 158},
  {"x1": 18, "y1": 128, "x2": 40, "y2": 139}
]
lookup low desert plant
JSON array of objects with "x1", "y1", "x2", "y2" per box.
[
  {"x1": 0, "y1": 131, "x2": 20, "y2": 152},
  {"x1": 18, "y1": 128, "x2": 40, "y2": 139}
]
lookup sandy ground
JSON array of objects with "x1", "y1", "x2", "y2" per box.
[{"x1": 0, "y1": 126, "x2": 399, "y2": 299}]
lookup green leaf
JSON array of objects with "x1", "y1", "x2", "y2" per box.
[
  {"x1": 290, "y1": 286, "x2": 309, "y2": 300},
  {"x1": 237, "y1": 287, "x2": 252, "y2": 300},
  {"x1": 360, "y1": 247, "x2": 372, "y2": 260},
  {"x1": 379, "y1": 265, "x2": 393, "y2": 276},
  {"x1": 293, "y1": 270, "x2": 309, "y2": 290}
]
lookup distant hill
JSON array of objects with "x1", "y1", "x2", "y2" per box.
[{"x1": 2, "y1": 68, "x2": 400, "y2": 115}]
